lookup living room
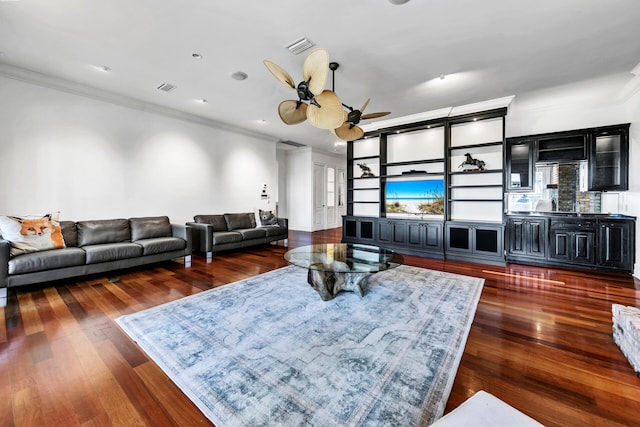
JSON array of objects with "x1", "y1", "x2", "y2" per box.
[{"x1": 1, "y1": 1, "x2": 640, "y2": 426}]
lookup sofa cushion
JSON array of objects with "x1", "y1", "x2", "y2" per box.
[
  {"x1": 60, "y1": 221, "x2": 78, "y2": 247},
  {"x1": 8, "y1": 247, "x2": 86, "y2": 275},
  {"x1": 83, "y1": 242, "x2": 142, "y2": 264},
  {"x1": 237, "y1": 228, "x2": 267, "y2": 240},
  {"x1": 77, "y1": 219, "x2": 130, "y2": 246},
  {"x1": 0, "y1": 212, "x2": 66, "y2": 257},
  {"x1": 224, "y1": 213, "x2": 253, "y2": 231},
  {"x1": 193, "y1": 215, "x2": 228, "y2": 232},
  {"x1": 260, "y1": 225, "x2": 287, "y2": 238},
  {"x1": 130, "y1": 216, "x2": 172, "y2": 241},
  {"x1": 135, "y1": 237, "x2": 186, "y2": 256},
  {"x1": 212, "y1": 231, "x2": 243, "y2": 245}
]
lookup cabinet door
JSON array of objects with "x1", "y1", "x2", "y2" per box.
[
  {"x1": 474, "y1": 226, "x2": 501, "y2": 255},
  {"x1": 506, "y1": 140, "x2": 534, "y2": 191},
  {"x1": 508, "y1": 218, "x2": 546, "y2": 258},
  {"x1": 407, "y1": 222, "x2": 443, "y2": 251},
  {"x1": 598, "y1": 220, "x2": 632, "y2": 270},
  {"x1": 572, "y1": 232, "x2": 595, "y2": 264},
  {"x1": 549, "y1": 229, "x2": 594, "y2": 264},
  {"x1": 342, "y1": 217, "x2": 375, "y2": 243},
  {"x1": 447, "y1": 225, "x2": 471, "y2": 252},
  {"x1": 377, "y1": 220, "x2": 406, "y2": 245},
  {"x1": 588, "y1": 127, "x2": 629, "y2": 191},
  {"x1": 549, "y1": 230, "x2": 572, "y2": 261}
]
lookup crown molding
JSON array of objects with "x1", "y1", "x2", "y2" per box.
[
  {"x1": 360, "y1": 95, "x2": 515, "y2": 133},
  {"x1": 360, "y1": 107, "x2": 452, "y2": 132},
  {"x1": 0, "y1": 62, "x2": 278, "y2": 143},
  {"x1": 448, "y1": 95, "x2": 515, "y2": 117}
]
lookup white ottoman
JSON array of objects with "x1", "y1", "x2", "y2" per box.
[{"x1": 431, "y1": 391, "x2": 544, "y2": 426}]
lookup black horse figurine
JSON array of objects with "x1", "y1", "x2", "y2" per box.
[
  {"x1": 357, "y1": 163, "x2": 375, "y2": 178},
  {"x1": 458, "y1": 153, "x2": 486, "y2": 171}
]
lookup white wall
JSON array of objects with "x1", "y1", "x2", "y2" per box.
[
  {"x1": 0, "y1": 75, "x2": 277, "y2": 224},
  {"x1": 507, "y1": 73, "x2": 640, "y2": 277},
  {"x1": 285, "y1": 148, "x2": 313, "y2": 231}
]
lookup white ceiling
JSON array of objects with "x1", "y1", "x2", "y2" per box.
[{"x1": 1, "y1": 0, "x2": 639, "y2": 154}]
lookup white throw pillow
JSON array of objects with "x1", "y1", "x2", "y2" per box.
[{"x1": 0, "y1": 211, "x2": 66, "y2": 257}]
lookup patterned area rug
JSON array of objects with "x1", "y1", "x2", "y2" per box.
[{"x1": 116, "y1": 265, "x2": 484, "y2": 426}]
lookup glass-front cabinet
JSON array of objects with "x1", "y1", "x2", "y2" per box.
[
  {"x1": 505, "y1": 139, "x2": 534, "y2": 191},
  {"x1": 588, "y1": 124, "x2": 629, "y2": 191}
]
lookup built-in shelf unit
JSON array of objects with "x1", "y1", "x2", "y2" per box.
[{"x1": 343, "y1": 107, "x2": 507, "y2": 265}]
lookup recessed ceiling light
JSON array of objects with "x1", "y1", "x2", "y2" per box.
[
  {"x1": 92, "y1": 65, "x2": 111, "y2": 72},
  {"x1": 231, "y1": 71, "x2": 248, "y2": 81},
  {"x1": 256, "y1": 119, "x2": 267, "y2": 124},
  {"x1": 195, "y1": 98, "x2": 208, "y2": 104},
  {"x1": 439, "y1": 74, "x2": 446, "y2": 80},
  {"x1": 192, "y1": 53, "x2": 203, "y2": 59},
  {"x1": 388, "y1": 0, "x2": 410, "y2": 4}
]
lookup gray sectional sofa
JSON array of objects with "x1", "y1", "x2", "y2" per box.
[
  {"x1": 187, "y1": 212, "x2": 287, "y2": 259},
  {"x1": 0, "y1": 216, "x2": 192, "y2": 296}
]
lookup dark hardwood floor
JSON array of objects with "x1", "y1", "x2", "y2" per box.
[{"x1": 1, "y1": 227, "x2": 639, "y2": 426}]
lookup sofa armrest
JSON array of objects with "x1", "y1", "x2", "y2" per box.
[
  {"x1": 186, "y1": 222, "x2": 214, "y2": 253},
  {"x1": 0, "y1": 239, "x2": 9, "y2": 288},
  {"x1": 171, "y1": 224, "x2": 192, "y2": 255},
  {"x1": 277, "y1": 218, "x2": 288, "y2": 229}
]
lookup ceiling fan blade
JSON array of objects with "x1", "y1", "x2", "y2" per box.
[
  {"x1": 263, "y1": 60, "x2": 296, "y2": 89},
  {"x1": 306, "y1": 90, "x2": 345, "y2": 130},
  {"x1": 302, "y1": 48, "x2": 329, "y2": 96},
  {"x1": 359, "y1": 98, "x2": 371, "y2": 114},
  {"x1": 361, "y1": 111, "x2": 391, "y2": 120},
  {"x1": 334, "y1": 123, "x2": 364, "y2": 141},
  {"x1": 278, "y1": 100, "x2": 308, "y2": 125}
]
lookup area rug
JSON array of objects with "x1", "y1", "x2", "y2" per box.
[{"x1": 116, "y1": 265, "x2": 484, "y2": 426}]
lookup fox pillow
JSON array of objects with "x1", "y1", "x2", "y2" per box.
[{"x1": 0, "y1": 212, "x2": 66, "y2": 257}]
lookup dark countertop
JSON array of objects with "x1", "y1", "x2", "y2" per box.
[{"x1": 506, "y1": 211, "x2": 637, "y2": 220}]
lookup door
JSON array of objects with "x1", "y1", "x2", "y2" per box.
[
  {"x1": 326, "y1": 167, "x2": 337, "y2": 228},
  {"x1": 313, "y1": 164, "x2": 325, "y2": 230}
]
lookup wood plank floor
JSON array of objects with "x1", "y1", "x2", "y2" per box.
[{"x1": 1, "y1": 227, "x2": 639, "y2": 426}]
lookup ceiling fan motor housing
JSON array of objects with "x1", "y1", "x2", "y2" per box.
[{"x1": 296, "y1": 81, "x2": 313, "y2": 101}]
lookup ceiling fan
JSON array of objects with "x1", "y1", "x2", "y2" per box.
[
  {"x1": 264, "y1": 48, "x2": 344, "y2": 129},
  {"x1": 333, "y1": 97, "x2": 391, "y2": 141}
]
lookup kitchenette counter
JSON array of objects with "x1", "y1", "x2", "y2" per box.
[
  {"x1": 506, "y1": 211, "x2": 636, "y2": 220},
  {"x1": 505, "y1": 211, "x2": 635, "y2": 273}
]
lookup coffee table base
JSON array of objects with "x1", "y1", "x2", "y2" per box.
[{"x1": 307, "y1": 269, "x2": 371, "y2": 301}]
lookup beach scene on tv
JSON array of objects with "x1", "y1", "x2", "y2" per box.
[{"x1": 385, "y1": 179, "x2": 445, "y2": 216}]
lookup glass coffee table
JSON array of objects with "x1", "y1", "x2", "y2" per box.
[{"x1": 284, "y1": 243, "x2": 404, "y2": 301}]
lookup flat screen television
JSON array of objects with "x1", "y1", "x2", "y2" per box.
[{"x1": 385, "y1": 178, "x2": 445, "y2": 217}]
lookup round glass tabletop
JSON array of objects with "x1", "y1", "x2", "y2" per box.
[{"x1": 284, "y1": 243, "x2": 404, "y2": 274}]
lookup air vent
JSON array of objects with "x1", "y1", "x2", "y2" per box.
[
  {"x1": 284, "y1": 37, "x2": 315, "y2": 55},
  {"x1": 156, "y1": 82, "x2": 176, "y2": 92},
  {"x1": 278, "y1": 139, "x2": 306, "y2": 147}
]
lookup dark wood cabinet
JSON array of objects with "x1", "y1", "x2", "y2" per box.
[
  {"x1": 506, "y1": 214, "x2": 635, "y2": 273},
  {"x1": 505, "y1": 139, "x2": 534, "y2": 191},
  {"x1": 445, "y1": 221, "x2": 504, "y2": 265},
  {"x1": 598, "y1": 219, "x2": 634, "y2": 271},
  {"x1": 588, "y1": 124, "x2": 630, "y2": 191},
  {"x1": 406, "y1": 221, "x2": 443, "y2": 253},
  {"x1": 507, "y1": 217, "x2": 546, "y2": 259},
  {"x1": 342, "y1": 217, "x2": 375, "y2": 243},
  {"x1": 376, "y1": 220, "x2": 406, "y2": 246},
  {"x1": 548, "y1": 219, "x2": 595, "y2": 265},
  {"x1": 536, "y1": 132, "x2": 587, "y2": 162}
]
